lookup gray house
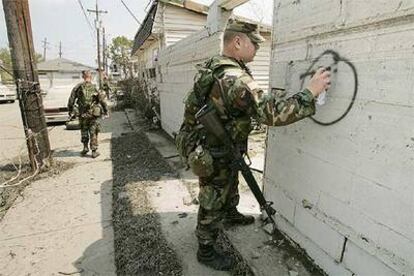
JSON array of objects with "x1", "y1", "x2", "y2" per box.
[{"x1": 37, "y1": 58, "x2": 96, "y2": 88}]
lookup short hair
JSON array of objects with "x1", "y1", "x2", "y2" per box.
[
  {"x1": 223, "y1": 30, "x2": 244, "y2": 45},
  {"x1": 81, "y1": 70, "x2": 91, "y2": 78}
]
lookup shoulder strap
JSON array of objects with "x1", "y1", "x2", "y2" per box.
[
  {"x1": 213, "y1": 74, "x2": 239, "y2": 121},
  {"x1": 194, "y1": 62, "x2": 239, "y2": 107}
]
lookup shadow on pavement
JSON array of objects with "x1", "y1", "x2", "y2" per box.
[
  {"x1": 53, "y1": 149, "x2": 81, "y2": 158},
  {"x1": 73, "y1": 179, "x2": 115, "y2": 275}
]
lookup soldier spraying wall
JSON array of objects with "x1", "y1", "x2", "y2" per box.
[{"x1": 176, "y1": 19, "x2": 331, "y2": 271}]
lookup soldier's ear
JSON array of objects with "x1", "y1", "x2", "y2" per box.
[{"x1": 234, "y1": 35, "x2": 242, "y2": 50}]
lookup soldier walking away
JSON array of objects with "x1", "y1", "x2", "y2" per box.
[
  {"x1": 102, "y1": 73, "x2": 112, "y2": 100},
  {"x1": 176, "y1": 19, "x2": 331, "y2": 271},
  {"x1": 68, "y1": 70, "x2": 109, "y2": 158}
]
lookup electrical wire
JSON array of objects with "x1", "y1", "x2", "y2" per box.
[
  {"x1": 0, "y1": 64, "x2": 13, "y2": 77},
  {"x1": 76, "y1": 0, "x2": 97, "y2": 39},
  {"x1": 119, "y1": 0, "x2": 142, "y2": 25}
]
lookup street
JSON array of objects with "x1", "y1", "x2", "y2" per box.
[
  {"x1": 0, "y1": 100, "x2": 121, "y2": 275},
  {"x1": 0, "y1": 101, "x2": 26, "y2": 166}
]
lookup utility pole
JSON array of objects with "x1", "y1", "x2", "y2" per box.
[
  {"x1": 41, "y1": 37, "x2": 48, "y2": 61},
  {"x1": 2, "y1": 0, "x2": 51, "y2": 170},
  {"x1": 102, "y1": 27, "x2": 107, "y2": 76},
  {"x1": 87, "y1": 0, "x2": 107, "y2": 88},
  {"x1": 59, "y1": 41, "x2": 63, "y2": 58}
]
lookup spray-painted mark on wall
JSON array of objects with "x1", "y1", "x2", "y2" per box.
[{"x1": 299, "y1": 50, "x2": 359, "y2": 126}]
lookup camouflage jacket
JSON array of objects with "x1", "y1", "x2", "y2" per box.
[
  {"x1": 68, "y1": 81, "x2": 108, "y2": 116},
  {"x1": 102, "y1": 81, "x2": 111, "y2": 93},
  {"x1": 182, "y1": 55, "x2": 316, "y2": 148}
]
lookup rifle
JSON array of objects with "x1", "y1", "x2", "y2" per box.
[{"x1": 195, "y1": 104, "x2": 276, "y2": 228}]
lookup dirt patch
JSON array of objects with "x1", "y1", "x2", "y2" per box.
[
  {"x1": 111, "y1": 131, "x2": 182, "y2": 275},
  {"x1": 0, "y1": 159, "x2": 75, "y2": 221}
]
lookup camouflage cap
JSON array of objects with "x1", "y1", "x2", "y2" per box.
[{"x1": 225, "y1": 19, "x2": 265, "y2": 44}]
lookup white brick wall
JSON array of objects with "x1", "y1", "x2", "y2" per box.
[{"x1": 266, "y1": 0, "x2": 414, "y2": 275}]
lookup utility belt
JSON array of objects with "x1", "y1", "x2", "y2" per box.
[{"x1": 80, "y1": 103, "x2": 102, "y2": 118}]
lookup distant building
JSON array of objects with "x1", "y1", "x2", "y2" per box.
[{"x1": 37, "y1": 58, "x2": 96, "y2": 88}]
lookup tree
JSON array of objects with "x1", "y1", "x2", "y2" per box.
[
  {"x1": 108, "y1": 36, "x2": 133, "y2": 78},
  {"x1": 0, "y1": 47, "x2": 43, "y2": 83},
  {"x1": 0, "y1": 47, "x2": 13, "y2": 83}
]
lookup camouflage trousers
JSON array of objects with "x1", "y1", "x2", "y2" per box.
[
  {"x1": 196, "y1": 156, "x2": 240, "y2": 245},
  {"x1": 79, "y1": 115, "x2": 100, "y2": 151}
]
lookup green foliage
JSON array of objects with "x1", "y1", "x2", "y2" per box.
[
  {"x1": 108, "y1": 36, "x2": 133, "y2": 78},
  {"x1": 117, "y1": 78, "x2": 144, "y2": 109},
  {"x1": 116, "y1": 78, "x2": 159, "y2": 122},
  {"x1": 0, "y1": 47, "x2": 43, "y2": 83},
  {"x1": 0, "y1": 48, "x2": 13, "y2": 83}
]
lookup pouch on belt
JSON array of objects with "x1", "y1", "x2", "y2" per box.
[{"x1": 188, "y1": 145, "x2": 214, "y2": 177}]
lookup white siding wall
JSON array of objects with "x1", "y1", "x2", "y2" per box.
[
  {"x1": 132, "y1": 4, "x2": 208, "y2": 98},
  {"x1": 135, "y1": 40, "x2": 161, "y2": 73},
  {"x1": 162, "y1": 5, "x2": 208, "y2": 46},
  {"x1": 135, "y1": 40, "x2": 162, "y2": 93},
  {"x1": 265, "y1": 1, "x2": 414, "y2": 275},
  {"x1": 250, "y1": 35, "x2": 271, "y2": 93}
]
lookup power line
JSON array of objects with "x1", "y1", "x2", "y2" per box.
[
  {"x1": 76, "y1": 0, "x2": 96, "y2": 38},
  {"x1": 120, "y1": 0, "x2": 142, "y2": 26}
]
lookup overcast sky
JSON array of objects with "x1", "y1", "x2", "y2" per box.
[{"x1": 0, "y1": 0, "x2": 272, "y2": 67}]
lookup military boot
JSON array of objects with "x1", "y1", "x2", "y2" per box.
[
  {"x1": 80, "y1": 144, "x2": 89, "y2": 156},
  {"x1": 91, "y1": 150, "x2": 100, "y2": 159},
  {"x1": 223, "y1": 208, "x2": 255, "y2": 227},
  {"x1": 197, "y1": 244, "x2": 234, "y2": 271}
]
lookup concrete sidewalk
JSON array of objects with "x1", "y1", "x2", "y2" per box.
[
  {"x1": 0, "y1": 111, "x2": 131, "y2": 276},
  {"x1": 140, "y1": 111, "x2": 321, "y2": 276}
]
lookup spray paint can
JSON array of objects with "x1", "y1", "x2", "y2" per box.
[{"x1": 317, "y1": 90, "x2": 327, "y2": 105}]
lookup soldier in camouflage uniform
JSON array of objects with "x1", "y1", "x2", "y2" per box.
[
  {"x1": 68, "y1": 70, "x2": 109, "y2": 158},
  {"x1": 177, "y1": 19, "x2": 331, "y2": 271},
  {"x1": 102, "y1": 73, "x2": 111, "y2": 100}
]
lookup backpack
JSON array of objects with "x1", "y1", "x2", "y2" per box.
[
  {"x1": 175, "y1": 58, "x2": 238, "y2": 166},
  {"x1": 79, "y1": 83, "x2": 102, "y2": 117}
]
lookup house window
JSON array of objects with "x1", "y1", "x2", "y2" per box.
[
  {"x1": 149, "y1": 68, "x2": 156, "y2": 79},
  {"x1": 152, "y1": 48, "x2": 159, "y2": 64}
]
